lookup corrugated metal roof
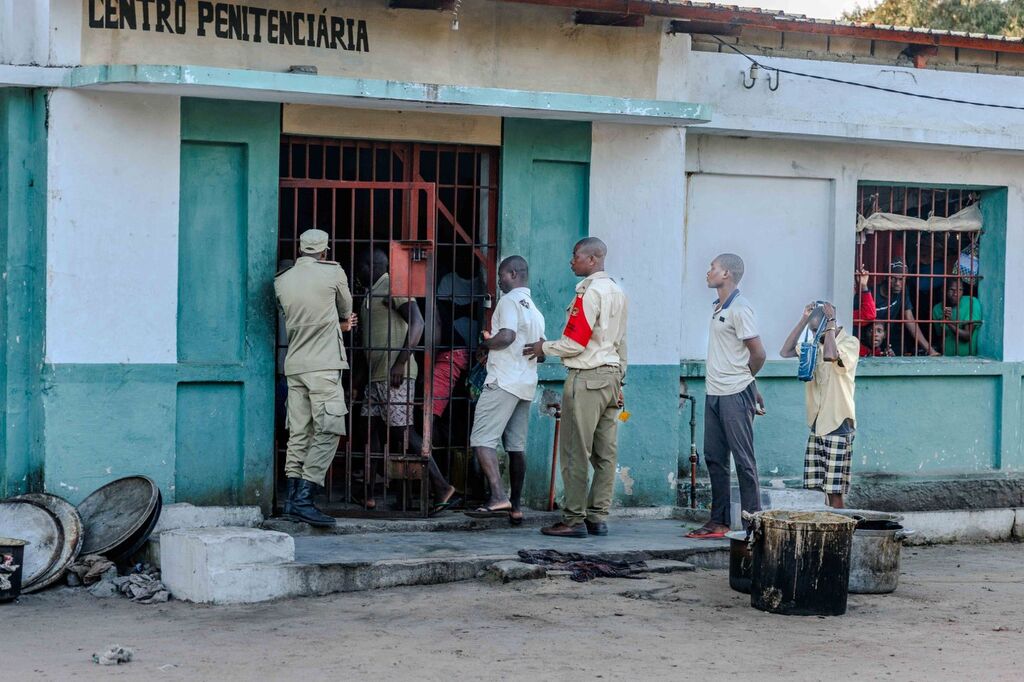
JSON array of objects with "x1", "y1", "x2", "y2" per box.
[{"x1": 663, "y1": 1, "x2": 1024, "y2": 44}]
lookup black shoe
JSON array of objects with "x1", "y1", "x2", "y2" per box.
[
  {"x1": 585, "y1": 520, "x2": 608, "y2": 536},
  {"x1": 291, "y1": 479, "x2": 336, "y2": 528},
  {"x1": 280, "y1": 478, "x2": 300, "y2": 519},
  {"x1": 540, "y1": 522, "x2": 588, "y2": 538}
]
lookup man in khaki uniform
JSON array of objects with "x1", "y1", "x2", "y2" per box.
[
  {"x1": 274, "y1": 229, "x2": 356, "y2": 527},
  {"x1": 524, "y1": 237, "x2": 628, "y2": 538}
]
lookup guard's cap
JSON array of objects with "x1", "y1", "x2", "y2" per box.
[{"x1": 299, "y1": 229, "x2": 330, "y2": 254}]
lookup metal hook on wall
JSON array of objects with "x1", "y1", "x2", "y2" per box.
[{"x1": 767, "y1": 69, "x2": 780, "y2": 91}]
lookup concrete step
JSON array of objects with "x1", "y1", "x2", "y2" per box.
[
  {"x1": 160, "y1": 519, "x2": 727, "y2": 604},
  {"x1": 263, "y1": 505, "x2": 676, "y2": 536}
]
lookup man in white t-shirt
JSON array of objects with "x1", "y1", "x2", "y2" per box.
[
  {"x1": 687, "y1": 253, "x2": 767, "y2": 539},
  {"x1": 465, "y1": 256, "x2": 545, "y2": 524}
]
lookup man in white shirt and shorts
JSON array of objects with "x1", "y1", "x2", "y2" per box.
[{"x1": 465, "y1": 256, "x2": 545, "y2": 525}]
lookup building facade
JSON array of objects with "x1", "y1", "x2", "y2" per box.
[{"x1": 2, "y1": 1, "x2": 1023, "y2": 513}]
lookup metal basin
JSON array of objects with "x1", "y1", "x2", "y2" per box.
[
  {"x1": 12, "y1": 493, "x2": 84, "y2": 592},
  {"x1": 0, "y1": 500, "x2": 63, "y2": 587},
  {"x1": 78, "y1": 476, "x2": 160, "y2": 557}
]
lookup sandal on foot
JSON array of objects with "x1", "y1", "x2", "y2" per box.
[
  {"x1": 429, "y1": 493, "x2": 463, "y2": 516},
  {"x1": 685, "y1": 525, "x2": 728, "y2": 539},
  {"x1": 464, "y1": 504, "x2": 513, "y2": 519}
]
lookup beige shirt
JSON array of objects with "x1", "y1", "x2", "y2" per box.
[
  {"x1": 705, "y1": 292, "x2": 759, "y2": 396},
  {"x1": 807, "y1": 329, "x2": 860, "y2": 436},
  {"x1": 543, "y1": 272, "x2": 628, "y2": 376},
  {"x1": 362, "y1": 273, "x2": 418, "y2": 384},
  {"x1": 274, "y1": 257, "x2": 353, "y2": 376}
]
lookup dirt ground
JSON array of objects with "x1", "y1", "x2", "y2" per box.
[{"x1": 4, "y1": 542, "x2": 1023, "y2": 681}]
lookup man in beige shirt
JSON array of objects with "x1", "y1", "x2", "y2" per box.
[
  {"x1": 274, "y1": 229, "x2": 357, "y2": 527},
  {"x1": 524, "y1": 237, "x2": 628, "y2": 538},
  {"x1": 780, "y1": 301, "x2": 860, "y2": 508}
]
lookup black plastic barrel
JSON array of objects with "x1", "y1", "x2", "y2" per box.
[
  {"x1": 750, "y1": 511, "x2": 857, "y2": 616},
  {"x1": 0, "y1": 537, "x2": 28, "y2": 602}
]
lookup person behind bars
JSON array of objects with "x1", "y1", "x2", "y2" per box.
[
  {"x1": 780, "y1": 301, "x2": 860, "y2": 508},
  {"x1": 354, "y1": 248, "x2": 460, "y2": 515},
  {"x1": 523, "y1": 237, "x2": 628, "y2": 538},
  {"x1": 274, "y1": 229, "x2": 357, "y2": 527}
]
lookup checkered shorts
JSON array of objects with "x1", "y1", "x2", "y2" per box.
[{"x1": 803, "y1": 432, "x2": 854, "y2": 495}]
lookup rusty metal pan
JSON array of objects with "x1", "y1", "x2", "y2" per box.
[
  {"x1": 78, "y1": 476, "x2": 159, "y2": 557},
  {"x1": 0, "y1": 499, "x2": 63, "y2": 587},
  {"x1": 110, "y1": 488, "x2": 162, "y2": 563},
  {"x1": 12, "y1": 493, "x2": 84, "y2": 592}
]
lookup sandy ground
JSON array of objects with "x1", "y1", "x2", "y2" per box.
[{"x1": 4, "y1": 542, "x2": 1023, "y2": 681}]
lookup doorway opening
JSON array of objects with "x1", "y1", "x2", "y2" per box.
[{"x1": 277, "y1": 136, "x2": 500, "y2": 516}]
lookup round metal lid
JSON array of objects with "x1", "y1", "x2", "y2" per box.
[
  {"x1": 108, "y1": 488, "x2": 163, "y2": 563},
  {"x1": 78, "y1": 476, "x2": 160, "y2": 557},
  {"x1": 0, "y1": 499, "x2": 63, "y2": 587},
  {"x1": 13, "y1": 493, "x2": 84, "y2": 593}
]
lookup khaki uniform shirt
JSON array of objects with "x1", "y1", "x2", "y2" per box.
[
  {"x1": 543, "y1": 272, "x2": 628, "y2": 377},
  {"x1": 274, "y1": 257, "x2": 353, "y2": 376},
  {"x1": 362, "y1": 273, "x2": 419, "y2": 383},
  {"x1": 807, "y1": 328, "x2": 860, "y2": 436}
]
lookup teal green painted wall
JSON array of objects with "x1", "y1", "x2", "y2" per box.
[
  {"x1": 0, "y1": 89, "x2": 47, "y2": 498},
  {"x1": 42, "y1": 365, "x2": 177, "y2": 504},
  {"x1": 500, "y1": 118, "x2": 677, "y2": 509},
  {"x1": 680, "y1": 359, "x2": 1024, "y2": 487},
  {"x1": 177, "y1": 98, "x2": 280, "y2": 509},
  {"x1": 500, "y1": 118, "x2": 590, "y2": 336},
  {"x1": 40, "y1": 99, "x2": 279, "y2": 511},
  {"x1": 978, "y1": 188, "x2": 1006, "y2": 360}
]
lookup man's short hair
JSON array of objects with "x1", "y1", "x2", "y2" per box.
[
  {"x1": 575, "y1": 237, "x2": 607, "y2": 259},
  {"x1": 499, "y1": 255, "x2": 528, "y2": 276},
  {"x1": 714, "y1": 253, "x2": 745, "y2": 283}
]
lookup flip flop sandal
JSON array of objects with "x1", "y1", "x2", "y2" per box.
[
  {"x1": 685, "y1": 527, "x2": 727, "y2": 539},
  {"x1": 429, "y1": 494, "x2": 463, "y2": 516},
  {"x1": 509, "y1": 512, "x2": 524, "y2": 527},
  {"x1": 464, "y1": 506, "x2": 513, "y2": 519}
]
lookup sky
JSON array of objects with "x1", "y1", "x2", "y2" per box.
[{"x1": 746, "y1": 1, "x2": 872, "y2": 20}]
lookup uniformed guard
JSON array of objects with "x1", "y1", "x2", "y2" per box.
[
  {"x1": 274, "y1": 229, "x2": 356, "y2": 527},
  {"x1": 524, "y1": 237, "x2": 628, "y2": 538}
]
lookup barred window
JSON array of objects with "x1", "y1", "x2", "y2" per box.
[{"x1": 854, "y1": 185, "x2": 982, "y2": 358}]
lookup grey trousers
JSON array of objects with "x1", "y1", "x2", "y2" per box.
[{"x1": 704, "y1": 382, "x2": 761, "y2": 526}]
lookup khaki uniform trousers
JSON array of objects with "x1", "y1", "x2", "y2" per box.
[
  {"x1": 285, "y1": 369, "x2": 348, "y2": 486},
  {"x1": 559, "y1": 366, "x2": 622, "y2": 525}
]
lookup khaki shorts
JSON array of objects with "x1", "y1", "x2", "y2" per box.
[{"x1": 470, "y1": 384, "x2": 531, "y2": 451}]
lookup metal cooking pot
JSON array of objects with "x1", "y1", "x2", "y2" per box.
[{"x1": 849, "y1": 519, "x2": 915, "y2": 594}]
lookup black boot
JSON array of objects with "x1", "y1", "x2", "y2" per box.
[
  {"x1": 281, "y1": 477, "x2": 300, "y2": 520},
  {"x1": 291, "y1": 479, "x2": 336, "y2": 528}
]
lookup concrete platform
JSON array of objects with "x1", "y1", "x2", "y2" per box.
[
  {"x1": 292, "y1": 519, "x2": 725, "y2": 565},
  {"x1": 162, "y1": 518, "x2": 726, "y2": 604}
]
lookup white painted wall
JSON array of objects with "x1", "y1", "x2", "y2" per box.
[
  {"x1": 684, "y1": 135, "x2": 1024, "y2": 361},
  {"x1": 46, "y1": 91, "x2": 181, "y2": 364},
  {"x1": 681, "y1": 174, "x2": 834, "y2": 360},
  {"x1": 685, "y1": 50, "x2": 1024, "y2": 152},
  {"x1": 0, "y1": 0, "x2": 48, "y2": 64},
  {"x1": 0, "y1": 1, "x2": 80, "y2": 65},
  {"x1": 590, "y1": 123, "x2": 687, "y2": 366}
]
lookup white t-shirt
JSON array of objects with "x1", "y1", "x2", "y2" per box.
[
  {"x1": 706, "y1": 291, "x2": 760, "y2": 396},
  {"x1": 485, "y1": 287, "x2": 546, "y2": 401}
]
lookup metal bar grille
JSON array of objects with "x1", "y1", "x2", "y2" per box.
[
  {"x1": 855, "y1": 185, "x2": 982, "y2": 358},
  {"x1": 277, "y1": 136, "x2": 500, "y2": 516}
]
